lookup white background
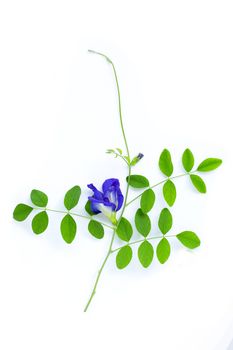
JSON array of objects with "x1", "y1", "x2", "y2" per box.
[{"x1": 0, "y1": 1, "x2": 233, "y2": 349}]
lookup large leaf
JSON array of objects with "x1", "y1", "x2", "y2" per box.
[
  {"x1": 60, "y1": 214, "x2": 77, "y2": 244},
  {"x1": 140, "y1": 189, "x2": 155, "y2": 213},
  {"x1": 158, "y1": 208, "x2": 172, "y2": 234},
  {"x1": 30, "y1": 189, "x2": 48, "y2": 207},
  {"x1": 182, "y1": 148, "x2": 194, "y2": 172},
  {"x1": 197, "y1": 158, "x2": 222, "y2": 172},
  {"x1": 126, "y1": 175, "x2": 149, "y2": 188},
  {"x1": 116, "y1": 246, "x2": 133, "y2": 269},
  {"x1": 176, "y1": 231, "x2": 201, "y2": 249},
  {"x1": 116, "y1": 217, "x2": 133, "y2": 242},
  {"x1": 13, "y1": 204, "x2": 33, "y2": 221},
  {"x1": 138, "y1": 240, "x2": 154, "y2": 268},
  {"x1": 159, "y1": 149, "x2": 173, "y2": 177},
  {"x1": 190, "y1": 174, "x2": 206, "y2": 193},
  {"x1": 32, "y1": 211, "x2": 49, "y2": 234},
  {"x1": 64, "y1": 186, "x2": 81, "y2": 210},
  {"x1": 163, "y1": 180, "x2": 176, "y2": 207},
  {"x1": 156, "y1": 237, "x2": 171, "y2": 264},
  {"x1": 135, "y1": 209, "x2": 151, "y2": 237},
  {"x1": 88, "y1": 220, "x2": 104, "y2": 239}
]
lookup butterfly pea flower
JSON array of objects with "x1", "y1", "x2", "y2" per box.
[{"x1": 87, "y1": 178, "x2": 124, "y2": 225}]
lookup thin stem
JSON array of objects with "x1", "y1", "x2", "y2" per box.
[
  {"x1": 88, "y1": 49, "x2": 130, "y2": 160},
  {"x1": 33, "y1": 207, "x2": 114, "y2": 230},
  {"x1": 126, "y1": 172, "x2": 195, "y2": 207},
  {"x1": 111, "y1": 234, "x2": 176, "y2": 253},
  {"x1": 84, "y1": 50, "x2": 131, "y2": 311},
  {"x1": 84, "y1": 230, "x2": 116, "y2": 312}
]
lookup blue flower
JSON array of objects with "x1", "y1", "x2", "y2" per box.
[{"x1": 87, "y1": 178, "x2": 124, "y2": 224}]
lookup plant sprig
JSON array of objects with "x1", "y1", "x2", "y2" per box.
[{"x1": 13, "y1": 50, "x2": 222, "y2": 312}]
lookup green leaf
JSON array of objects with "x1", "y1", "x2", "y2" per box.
[
  {"x1": 176, "y1": 231, "x2": 201, "y2": 249},
  {"x1": 88, "y1": 220, "x2": 104, "y2": 239},
  {"x1": 13, "y1": 204, "x2": 33, "y2": 221},
  {"x1": 190, "y1": 174, "x2": 206, "y2": 193},
  {"x1": 32, "y1": 211, "x2": 49, "y2": 234},
  {"x1": 135, "y1": 209, "x2": 151, "y2": 237},
  {"x1": 64, "y1": 186, "x2": 81, "y2": 210},
  {"x1": 30, "y1": 189, "x2": 48, "y2": 207},
  {"x1": 126, "y1": 175, "x2": 150, "y2": 188},
  {"x1": 116, "y1": 246, "x2": 133, "y2": 269},
  {"x1": 140, "y1": 189, "x2": 155, "y2": 213},
  {"x1": 124, "y1": 156, "x2": 130, "y2": 164},
  {"x1": 60, "y1": 214, "x2": 77, "y2": 244},
  {"x1": 159, "y1": 149, "x2": 173, "y2": 177},
  {"x1": 116, "y1": 217, "x2": 133, "y2": 242},
  {"x1": 156, "y1": 237, "x2": 171, "y2": 264},
  {"x1": 163, "y1": 180, "x2": 176, "y2": 207},
  {"x1": 85, "y1": 200, "x2": 97, "y2": 216},
  {"x1": 182, "y1": 148, "x2": 194, "y2": 172},
  {"x1": 138, "y1": 240, "x2": 154, "y2": 268},
  {"x1": 197, "y1": 158, "x2": 222, "y2": 172},
  {"x1": 116, "y1": 148, "x2": 123, "y2": 154},
  {"x1": 158, "y1": 208, "x2": 173, "y2": 234}
]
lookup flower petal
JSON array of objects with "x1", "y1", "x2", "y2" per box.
[
  {"x1": 102, "y1": 178, "x2": 123, "y2": 211},
  {"x1": 87, "y1": 184, "x2": 104, "y2": 200},
  {"x1": 102, "y1": 178, "x2": 120, "y2": 193},
  {"x1": 88, "y1": 197, "x2": 116, "y2": 215}
]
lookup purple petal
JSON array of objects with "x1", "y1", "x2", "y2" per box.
[
  {"x1": 88, "y1": 196, "x2": 116, "y2": 214},
  {"x1": 87, "y1": 183, "x2": 104, "y2": 201},
  {"x1": 102, "y1": 178, "x2": 120, "y2": 193}
]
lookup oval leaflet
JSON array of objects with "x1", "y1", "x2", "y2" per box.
[
  {"x1": 135, "y1": 209, "x2": 151, "y2": 237},
  {"x1": 88, "y1": 220, "x2": 104, "y2": 239},
  {"x1": 140, "y1": 189, "x2": 155, "y2": 213},
  {"x1": 116, "y1": 245, "x2": 133, "y2": 269}
]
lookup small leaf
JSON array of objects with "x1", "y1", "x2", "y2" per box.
[
  {"x1": 88, "y1": 220, "x2": 104, "y2": 239},
  {"x1": 30, "y1": 189, "x2": 48, "y2": 207},
  {"x1": 190, "y1": 174, "x2": 206, "y2": 193},
  {"x1": 60, "y1": 214, "x2": 77, "y2": 244},
  {"x1": 176, "y1": 231, "x2": 201, "y2": 249},
  {"x1": 64, "y1": 186, "x2": 81, "y2": 210},
  {"x1": 159, "y1": 149, "x2": 173, "y2": 177},
  {"x1": 158, "y1": 208, "x2": 173, "y2": 234},
  {"x1": 116, "y1": 246, "x2": 133, "y2": 269},
  {"x1": 163, "y1": 180, "x2": 176, "y2": 207},
  {"x1": 13, "y1": 204, "x2": 33, "y2": 221},
  {"x1": 140, "y1": 189, "x2": 155, "y2": 213},
  {"x1": 85, "y1": 200, "x2": 97, "y2": 216},
  {"x1": 116, "y1": 148, "x2": 123, "y2": 154},
  {"x1": 32, "y1": 211, "x2": 49, "y2": 234},
  {"x1": 116, "y1": 217, "x2": 133, "y2": 242},
  {"x1": 156, "y1": 237, "x2": 171, "y2": 264},
  {"x1": 126, "y1": 175, "x2": 150, "y2": 188},
  {"x1": 138, "y1": 240, "x2": 154, "y2": 268},
  {"x1": 124, "y1": 156, "x2": 130, "y2": 164},
  {"x1": 197, "y1": 158, "x2": 222, "y2": 172},
  {"x1": 135, "y1": 209, "x2": 151, "y2": 237},
  {"x1": 182, "y1": 148, "x2": 194, "y2": 172}
]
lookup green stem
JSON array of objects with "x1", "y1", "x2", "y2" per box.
[
  {"x1": 84, "y1": 50, "x2": 131, "y2": 311},
  {"x1": 84, "y1": 230, "x2": 116, "y2": 312},
  {"x1": 126, "y1": 172, "x2": 195, "y2": 207},
  {"x1": 111, "y1": 234, "x2": 176, "y2": 253},
  {"x1": 33, "y1": 207, "x2": 114, "y2": 231}
]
